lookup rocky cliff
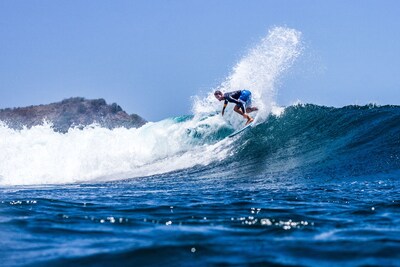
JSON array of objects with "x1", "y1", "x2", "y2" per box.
[{"x1": 0, "y1": 97, "x2": 147, "y2": 132}]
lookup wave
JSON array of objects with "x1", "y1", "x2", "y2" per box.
[
  {"x1": 2, "y1": 27, "x2": 397, "y2": 186},
  {"x1": 0, "y1": 26, "x2": 304, "y2": 186},
  {"x1": 1, "y1": 104, "x2": 399, "y2": 186}
]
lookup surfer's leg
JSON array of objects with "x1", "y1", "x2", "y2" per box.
[
  {"x1": 233, "y1": 105, "x2": 244, "y2": 116},
  {"x1": 242, "y1": 93, "x2": 257, "y2": 113},
  {"x1": 243, "y1": 94, "x2": 258, "y2": 113},
  {"x1": 234, "y1": 105, "x2": 253, "y2": 125}
]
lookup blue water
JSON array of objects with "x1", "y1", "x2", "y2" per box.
[{"x1": 1, "y1": 104, "x2": 400, "y2": 266}]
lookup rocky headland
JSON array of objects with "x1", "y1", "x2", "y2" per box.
[{"x1": 0, "y1": 97, "x2": 147, "y2": 132}]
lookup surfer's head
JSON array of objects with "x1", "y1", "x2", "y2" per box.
[{"x1": 214, "y1": 90, "x2": 224, "y2": 101}]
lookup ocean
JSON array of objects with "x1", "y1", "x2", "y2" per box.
[
  {"x1": 1, "y1": 104, "x2": 400, "y2": 266},
  {"x1": 1, "y1": 27, "x2": 400, "y2": 266}
]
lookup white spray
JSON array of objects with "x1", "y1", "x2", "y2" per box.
[{"x1": 193, "y1": 27, "x2": 302, "y2": 125}]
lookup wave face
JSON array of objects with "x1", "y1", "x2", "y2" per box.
[
  {"x1": 1, "y1": 104, "x2": 399, "y2": 185},
  {"x1": 219, "y1": 104, "x2": 400, "y2": 180}
]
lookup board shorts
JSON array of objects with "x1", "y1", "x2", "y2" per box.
[{"x1": 237, "y1": 90, "x2": 252, "y2": 110}]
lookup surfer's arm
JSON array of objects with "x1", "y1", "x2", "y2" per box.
[{"x1": 222, "y1": 100, "x2": 228, "y2": 116}]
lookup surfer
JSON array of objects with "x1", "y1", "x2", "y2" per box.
[{"x1": 214, "y1": 90, "x2": 258, "y2": 125}]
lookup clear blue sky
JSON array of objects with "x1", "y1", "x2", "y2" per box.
[{"x1": 0, "y1": 0, "x2": 399, "y2": 120}]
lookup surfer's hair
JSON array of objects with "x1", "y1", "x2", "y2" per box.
[{"x1": 214, "y1": 90, "x2": 222, "y2": 95}]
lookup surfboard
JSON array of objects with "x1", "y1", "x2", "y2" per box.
[{"x1": 228, "y1": 122, "x2": 254, "y2": 138}]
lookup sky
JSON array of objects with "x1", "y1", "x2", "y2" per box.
[{"x1": 0, "y1": 0, "x2": 399, "y2": 121}]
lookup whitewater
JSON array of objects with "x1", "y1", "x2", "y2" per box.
[{"x1": 0, "y1": 27, "x2": 302, "y2": 186}]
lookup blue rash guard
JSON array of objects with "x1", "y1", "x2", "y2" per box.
[{"x1": 223, "y1": 90, "x2": 252, "y2": 113}]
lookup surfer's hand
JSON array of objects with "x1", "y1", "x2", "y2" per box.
[{"x1": 222, "y1": 110, "x2": 225, "y2": 116}]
